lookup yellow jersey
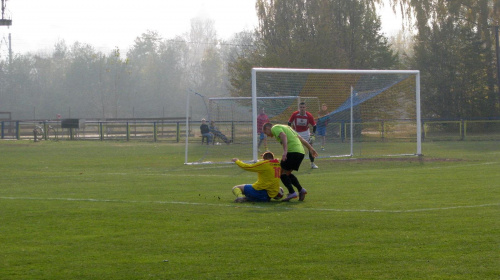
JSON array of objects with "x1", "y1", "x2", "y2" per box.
[{"x1": 235, "y1": 159, "x2": 282, "y2": 198}]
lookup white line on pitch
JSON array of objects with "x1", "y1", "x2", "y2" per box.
[
  {"x1": 1, "y1": 196, "x2": 498, "y2": 213},
  {"x1": 340, "y1": 161, "x2": 499, "y2": 175}
]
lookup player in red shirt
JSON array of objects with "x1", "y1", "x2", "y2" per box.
[
  {"x1": 288, "y1": 102, "x2": 318, "y2": 169},
  {"x1": 257, "y1": 108, "x2": 270, "y2": 151}
]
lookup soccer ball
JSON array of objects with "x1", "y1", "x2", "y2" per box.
[{"x1": 273, "y1": 187, "x2": 284, "y2": 200}]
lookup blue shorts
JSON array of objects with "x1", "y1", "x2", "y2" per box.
[
  {"x1": 316, "y1": 125, "x2": 326, "y2": 136},
  {"x1": 243, "y1": 185, "x2": 271, "y2": 202},
  {"x1": 259, "y1": 132, "x2": 266, "y2": 140}
]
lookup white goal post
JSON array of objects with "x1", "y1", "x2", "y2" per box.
[{"x1": 251, "y1": 68, "x2": 422, "y2": 162}]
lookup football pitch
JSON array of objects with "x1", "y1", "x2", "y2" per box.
[{"x1": 0, "y1": 140, "x2": 498, "y2": 279}]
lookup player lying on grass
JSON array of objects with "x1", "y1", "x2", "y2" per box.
[{"x1": 231, "y1": 151, "x2": 284, "y2": 202}]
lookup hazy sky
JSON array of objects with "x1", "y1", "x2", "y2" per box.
[{"x1": 0, "y1": 0, "x2": 401, "y2": 55}]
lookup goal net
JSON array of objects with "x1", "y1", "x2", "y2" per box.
[
  {"x1": 185, "y1": 68, "x2": 421, "y2": 164},
  {"x1": 184, "y1": 91, "x2": 318, "y2": 164}
]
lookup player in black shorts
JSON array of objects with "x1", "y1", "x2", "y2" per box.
[
  {"x1": 280, "y1": 152, "x2": 305, "y2": 172},
  {"x1": 263, "y1": 123, "x2": 318, "y2": 201}
]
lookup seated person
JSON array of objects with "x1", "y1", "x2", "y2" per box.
[
  {"x1": 200, "y1": 119, "x2": 212, "y2": 144},
  {"x1": 209, "y1": 121, "x2": 231, "y2": 144}
]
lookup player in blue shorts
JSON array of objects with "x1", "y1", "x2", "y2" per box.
[
  {"x1": 316, "y1": 103, "x2": 330, "y2": 150},
  {"x1": 231, "y1": 152, "x2": 283, "y2": 202}
]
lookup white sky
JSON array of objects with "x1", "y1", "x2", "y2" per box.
[{"x1": 0, "y1": 0, "x2": 402, "y2": 55}]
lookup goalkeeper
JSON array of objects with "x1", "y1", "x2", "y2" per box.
[
  {"x1": 288, "y1": 102, "x2": 318, "y2": 169},
  {"x1": 231, "y1": 152, "x2": 283, "y2": 202}
]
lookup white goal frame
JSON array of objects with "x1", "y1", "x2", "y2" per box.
[{"x1": 251, "y1": 68, "x2": 422, "y2": 162}]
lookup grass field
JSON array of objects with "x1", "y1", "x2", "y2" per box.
[{"x1": 0, "y1": 140, "x2": 499, "y2": 279}]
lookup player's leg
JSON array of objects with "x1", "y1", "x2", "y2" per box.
[
  {"x1": 289, "y1": 152, "x2": 308, "y2": 201},
  {"x1": 232, "y1": 184, "x2": 247, "y2": 202},
  {"x1": 258, "y1": 132, "x2": 264, "y2": 148},
  {"x1": 309, "y1": 151, "x2": 317, "y2": 165},
  {"x1": 288, "y1": 173, "x2": 303, "y2": 192},
  {"x1": 317, "y1": 125, "x2": 326, "y2": 150},
  {"x1": 280, "y1": 153, "x2": 305, "y2": 201},
  {"x1": 280, "y1": 170, "x2": 295, "y2": 195},
  {"x1": 309, "y1": 133, "x2": 318, "y2": 168},
  {"x1": 300, "y1": 130, "x2": 318, "y2": 168},
  {"x1": 288, "y1": 173, "x2": 307, "y2": 201}
]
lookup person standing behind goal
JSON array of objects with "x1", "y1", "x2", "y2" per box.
[
  {"x1": 317, "y1": 103, "x2": 330, "y2": 151},
  {"x1": 288, "y1": 102, "x2": 318, "y2": 169},
  {"x1": 257, "y1": 108, "x2": 270, "y2": 151}
]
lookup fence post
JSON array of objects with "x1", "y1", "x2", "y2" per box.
[
  {"x1": 341, "y1": 121, "x2": 345, "y2": 143},
  {"x1": 126, "y1": 122, "x2": 130, "y2": 141},
  {"x1": 421, "y1": 121, "x2": 426, "y2": 141},
  {"x1": 1, "y1": 121, "x2": 3, "y2": 139},
  {"x1": 462, "y1": 120, "x2": 467, "y2": 140},
  {"x1": 100, "y1": 122, "x2": 104, "y2": 141},
  {"x1": 460, "y1": 119, "x2": 465, "y2": 141},
  {"x1": 177, "y1": 122, "x2": 181, "y2": 143},
  {"x1": 381, "y1": 121, "x2": 385, "y2": 141},
  {"x1": 231, "y1": 121, "x2": 235, "y2": 142},
  {"x1": 153, "y1": 122, "x2": 157, "y2": 142},
  {"x1": 43, "y1": 121, "x2": 48, "y2": 140},
  {"x1": 16, "y1": 121, "x2": 20, "y2": 140}
]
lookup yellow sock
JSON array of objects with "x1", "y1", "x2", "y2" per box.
[{"x1": 232, "y1": 188, "x2": 244, "y2": 198}]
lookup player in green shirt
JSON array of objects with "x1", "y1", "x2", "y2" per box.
[{"x1": 263, "y1": 123, "x2": 318, "y2": 201}]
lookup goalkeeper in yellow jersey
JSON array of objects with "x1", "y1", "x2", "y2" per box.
[{"x1": 231, "y1": 152, "x2": 283, "y2": 202}]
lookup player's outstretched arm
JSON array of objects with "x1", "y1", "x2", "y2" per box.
[{"x1": 298, "y1": 134, "x2": 318, "y2": 158}]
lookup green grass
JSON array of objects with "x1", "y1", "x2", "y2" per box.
[{"x1": 0, "y1": 140, "x2": 499, "y2": 279}]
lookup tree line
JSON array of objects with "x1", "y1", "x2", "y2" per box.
[{"x1": 0, "y1": 0, "x2": 499, "y2": 120}]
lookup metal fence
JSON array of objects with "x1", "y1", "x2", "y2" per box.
[
  {"x1": 0, "y1": 120, "x2": 189, "y2": 142},
  {"x1": 1, "y1": 118, "x2": 500, "y2": 142}
]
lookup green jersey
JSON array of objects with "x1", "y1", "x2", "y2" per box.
[{"x1": 271, "y1": 124, "x2": 305, "y2": 154}]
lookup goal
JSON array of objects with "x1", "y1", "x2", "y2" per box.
[
  {"x1": 250, "y1": 68, "x2": 422, "y2": 162},
  {"x1": 185, "y1": 68, "x2": 421, "y2": 164}
]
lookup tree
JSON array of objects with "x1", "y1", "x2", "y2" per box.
[
  {"x1": 228, "y1": 0, "x2": 397, "y2": 96},
  {"x1": 387, "y1": 30, "x2": 415, "y2": 69},
  {"x1": 64, "y1": 42, "x2": 104, "y2": 118},
  {"x1": 126, "y1": 30, "x2": 164, "y2": 117},
  {"x1": 389, "y1": 0, "x2": 500, "y2": 118},
  {"x1": 226, "y1": 31, "x2": 259, "y2": 97},
  {"x1": 414, "y1": 17, "x2": 489, "y2": 118},
  {"x1": 184, "y1": 16, "x2": 225, "y2": 95}
]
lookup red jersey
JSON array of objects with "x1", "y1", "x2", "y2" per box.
[
  {"x1": 288, "y1": 111, "x2": 316, "y2": 132},
  {"x1": 257, "y1": 113, "x2": 269, "y2": 133}
]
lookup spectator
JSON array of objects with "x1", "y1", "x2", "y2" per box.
[{"x1": 200, "y1": 119, "x2": 212, "y2": 144}]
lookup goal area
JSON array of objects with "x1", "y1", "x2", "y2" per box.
[{"x1": 185, "y1": 68, "x2": 421, "y2": 164}]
